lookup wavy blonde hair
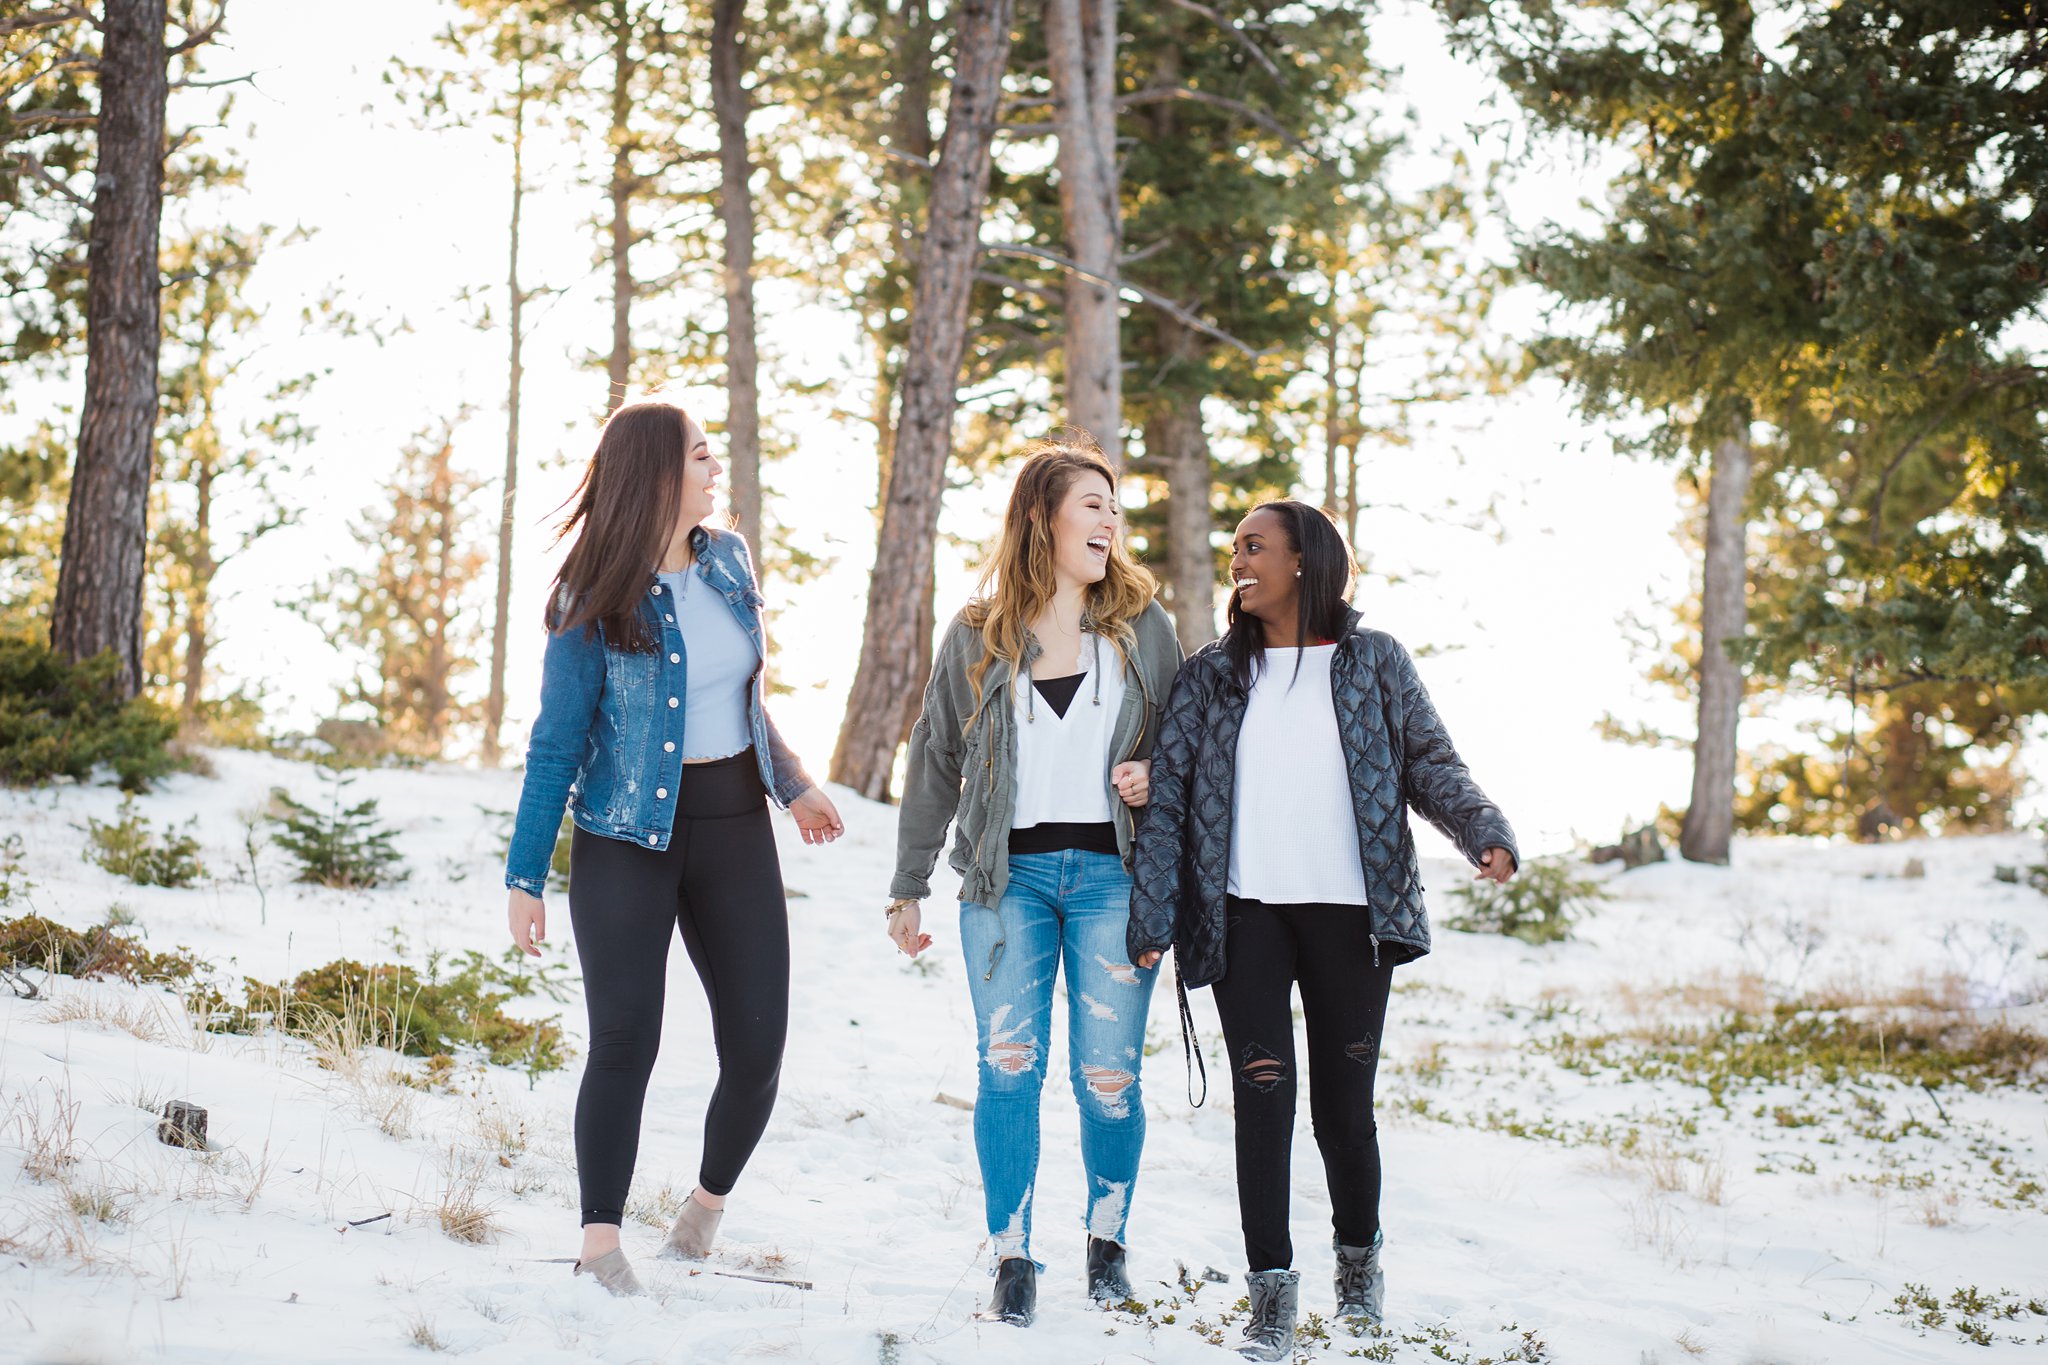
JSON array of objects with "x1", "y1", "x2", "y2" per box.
[{"x1": 962, "y1": 433, "x2": 1159, "y2": 713}]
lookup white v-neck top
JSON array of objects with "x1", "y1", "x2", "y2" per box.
[
  {"x1": 1227, "y1": 644, "x2": 1370, "y2": 906},
  {"x1": 1009, "y1": 633, "x2": 1126, "y2": 830}
]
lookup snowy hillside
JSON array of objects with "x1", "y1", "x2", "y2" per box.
[{"x1": 1, "y1": 751, "x2": 2044, "y2": 1363}]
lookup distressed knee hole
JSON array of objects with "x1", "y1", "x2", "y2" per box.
[
  {"x1": 1344, "y1": 1035, "x2": 1379, "y2": 1068},
  {"x1": 987, "y1": 1041, "x2": 1037, "y2": 1075},
  {"x1": 1080, "y1": 1065, "x2": 1136, "y2": 1119},
  {"x1": 1095, "y1": 955, "x2": 1141, "y2": 986},
  {"x1": 1079, "y1": 992, "x2": 1118, "y2": 1021},
  {"x1": 1238, "y1": 1043, "x2": 1287, "y2": 1093}
]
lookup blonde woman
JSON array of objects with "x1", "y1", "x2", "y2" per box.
[{"x1": 887, "y1": 437, "x2": 1182, "y2": 1323}]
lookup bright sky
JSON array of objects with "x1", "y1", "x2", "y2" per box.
[{"x1": 76, "y1": 0, "x2": 1767, "y2": 856}]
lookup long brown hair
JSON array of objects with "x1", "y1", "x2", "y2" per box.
[
  {"x1": 963, "y1": 433, "x2": 1159, "y2": 709},
  {"x1": 545, "y1": 401, "x2": 692, "y2": 651}
]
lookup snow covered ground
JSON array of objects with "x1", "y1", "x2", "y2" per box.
[{"x1": 1, "y1": 750, "x2": 2043, "y2": 1363}]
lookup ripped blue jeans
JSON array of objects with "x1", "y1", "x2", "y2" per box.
[{"x1": 960, "y1": 849, "x2": 1159, "y2": 1264}]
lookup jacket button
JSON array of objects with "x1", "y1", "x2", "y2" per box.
[
  {"x1": 656, "y1": 788, "x2": 668, "y2": 799},
  {"x1": 664, "y1": 741, "x2": 675, "y2": 752},
  {"x1": 665, "y1": 613, "x2": 674, "y2": 622},
  {"x1": 651, "y1": 584, "x2": 661, "y2": 594},
  {"x1": 670, "y1": 652, "x2": 680, "y2": 663},
  {"x1": 668, "y1": 697, "x2": 678, "y2": 708},
  {"x1": 647, "y1": 834, "x2": 658, "y2": 845}
]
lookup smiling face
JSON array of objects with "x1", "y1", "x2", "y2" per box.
[
  {"x1": 1049, "y1": 469, "x2": 1120, "y2": 591},
  {"x1": 674, "y1": 414, "x2": 721, "y2": 535},
  {"x1": 1229, "y1": 506, "x2": 1302, "y2": 624}
]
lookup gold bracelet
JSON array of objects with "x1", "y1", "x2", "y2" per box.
[{"x1": 884, "y1": 897, "x2": 918, "y2": 920}]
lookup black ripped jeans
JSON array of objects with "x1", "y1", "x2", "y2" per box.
[
  {"x1": 566, "y1": 752, "x2": 788, "y2": 1227},
  {"x1": 1209, "y1": 895, "x2": 1396, "y2": 1271}
]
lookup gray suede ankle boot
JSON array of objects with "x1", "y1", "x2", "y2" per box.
[
  {"x1": 573, "y1": 1247, "x2": 646, "y2": 1297},
  {"x1": 662, "y1": 1189, "x2": 723, "y2": 1259},
  {"x1": 1237, "y1": 1268, "x2": 1299, "y2": 1361},
  {"x1": 1334, "y1": 1229, "x2": 1385, "y2": 1324}
]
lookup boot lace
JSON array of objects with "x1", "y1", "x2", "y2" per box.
[
  {"x1": 1336, "y1": 1250, "x2": 1374, "y2": 1311},
  {"x1": 1246, "y1": 1279, "x2": 1287, "y2": 1342}
]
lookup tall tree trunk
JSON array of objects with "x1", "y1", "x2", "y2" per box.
[
  {"x1": 51, "y1": 0, "x2": 168, "y2": 697},
  {"x1": 710, "y1": 0, "x2": 763, "y2": 552},
  {"x1": 831, "y1": 0, "x2": 1017, "y2": 800},
  {"x1": 483, "y1": 53, "x2": 528, "y2": 768},
  {"x1": 1146, "y1": 403, "x2": 1217, "y2": 649},
  {"x1": 1046, "y1": 0, "x2": 1121, "y2": 461},
  {"x1": 1321, "y1": 319, "x2": 1342, "y2": 518},
  {"x1": 605, "y1": 7, "x2": 636, "y2": 412},
  {"x1": 180, "y1": 456, "x2": 214, "y2": 720},
  {"x1": 1680, "y1": 427, "x2": 1754, "y2": 865}
]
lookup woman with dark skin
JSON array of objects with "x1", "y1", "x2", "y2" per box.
[{"x1": 1129, "y1": 501, "x2": 1517, "y2": 1359}]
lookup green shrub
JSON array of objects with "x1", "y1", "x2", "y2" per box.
[
  {"x1": 83, "y1": 797, "x2": 203, "y2": 887},
  {"x1": 1444, "y1": 856, "x2": 1610, "y2": 946},
  {"x1": 271, "y1": 766, "x2": 408, "y2": 889},
  {"x1": 0, "y1": 911, "x2": 568, "y2": 1075},
  {"x1": 0, "y1": 833, "x2": 30, "y2": 906},
  {"x1": 223, "y1": 954, "x2": 568, "y2": 1072},
  {"x1": 0, "y1": 636, "x2": 177, "y2": 790},
  {"x1": 0, "y1": 911, "x2": 208, "y2": 984}
]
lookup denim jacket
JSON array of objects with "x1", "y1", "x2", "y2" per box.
[{"x1": 503, "y1": 527, "x2": 812, "y2": 895}]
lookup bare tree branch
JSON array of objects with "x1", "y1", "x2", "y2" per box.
[
  {"x1": 0, "y1": 6, "x2": 91, "y2": 41},
  {"x1": 170, "y1": 72, "x2": 256, "y2": 91},
  {"x1": 12, "y1": 149, "x2": 88, "y2": 209},
  {"x1": 10, "y1": 109, "x2": 96, "y2": 131},
  {"x1": 166, "y1": 14, "x2": 226, "y2": 57},
  {"x1": 1164, "y1": 0, "x2": 1281, "y2": 78},
  {"x1": 982, "y1": 241, "x2": 1276, "y2": 358},
  {"x1": 1117, "y1": 84, "x2": 1308, "y2": 153}
]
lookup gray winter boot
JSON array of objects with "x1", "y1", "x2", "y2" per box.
[
  {"x1": 1236, "y1": 1269, "x2": 1299, "y2": 1361},
  {"x1": 573, "y1": 1247, "x2": 646, "y2": 1297},
  {"x1": 1334, "y1": 1229, "x2": 1385, "y2": 1325},
  {"x1": 661, "y1": 1189, "x2": 723, "y2": 1259}
]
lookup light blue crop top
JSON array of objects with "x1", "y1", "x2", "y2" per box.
[{"x1": 657, "y1": 566, "x2": 756, "y2": 761}]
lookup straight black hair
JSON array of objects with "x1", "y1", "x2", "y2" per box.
[{"x1": 1221, "y1": 499, "x2": 1357, "y2": 692}]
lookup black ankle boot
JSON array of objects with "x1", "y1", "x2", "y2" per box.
[
  {"x1": 1086, "y1": 1236, "x2": 1133, "y2": 1304},
  {"x1": 982, "y1": 1256, "x2": 1036, "y2": 1326}
]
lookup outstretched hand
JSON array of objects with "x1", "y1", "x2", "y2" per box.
[{"x1": 1473, "y1": 846, "x2": 1517, "y2": 885}]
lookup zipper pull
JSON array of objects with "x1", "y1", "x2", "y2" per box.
[{"x1": 1369, "y1": 933, "x2": 1381, "y2": 968}]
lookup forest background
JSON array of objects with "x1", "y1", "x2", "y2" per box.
[{"x1": 4, "y1": 0, "x2": 2044, "y2": 863}]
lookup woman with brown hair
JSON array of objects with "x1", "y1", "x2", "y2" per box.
[
  {"x1": 503, "y1": 400, "x2": 843, "y2": 1296},
  {"x1": 888, "y1": 435, "x2": 1182, "y2": 1324}
]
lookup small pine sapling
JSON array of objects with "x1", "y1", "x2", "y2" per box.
[
  {"x1": 83, "y1": 798, "x2": 204, "y2": 887},
  {"x1": 270, "y1": 766, "x2": 409, "y2": 889},
  {"x1": 1445, "y1": 856, "x2": 1610, "y2": 946}
]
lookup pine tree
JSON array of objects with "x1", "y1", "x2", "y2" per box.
[
  {"x1": 309, "y1": 418, "x2": 489, "y2": 758},
  {"x1": 830, "y1": 0, "x2": 1020, "y2": 799},
  {"x1": 147, "y1": 225, "x2": 310, "y2": 724}
]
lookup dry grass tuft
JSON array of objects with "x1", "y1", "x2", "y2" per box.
[
  {"x1": 7, "y1": 1076, "x2": 82, "y2": 1182},
  {"x1": 433, "y1": 1151, "x2": 501, "y2": 1245},
  {"x1": 42, "y1": 986, "x2": 178, "y2": 1045}
]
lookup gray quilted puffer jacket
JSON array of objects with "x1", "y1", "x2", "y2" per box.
[{"x1": 1127, "y1": 610, "x2": 1518, "y2": 986}]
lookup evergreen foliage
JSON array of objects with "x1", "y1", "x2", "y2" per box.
[
  {"x1": 1444, "y1": 857, "x2": 1610, "y2": 946},
  {"x1": 0, "y1": 636, "x2": 177, "y2": 790},
  {"x1": 83, "y1": 797, "x2": 204, "y2": 888},
  {"x1": 299, "y1": 418, "x2": 488, "y2": 757},
  {"x1": 270, "y1": 767, "x2": 409, "y2": 890},
  {"x1": 227, "y1": 955, "x2": 569, "y2": 1074}
]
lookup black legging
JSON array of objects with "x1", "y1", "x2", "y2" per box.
[
  {"x1": 566, "y1": 751, "x2": 788, "y2": 1227},
  {"x1": 1209, "y1": 895, "x2": 1396, "y2": 1271}
]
